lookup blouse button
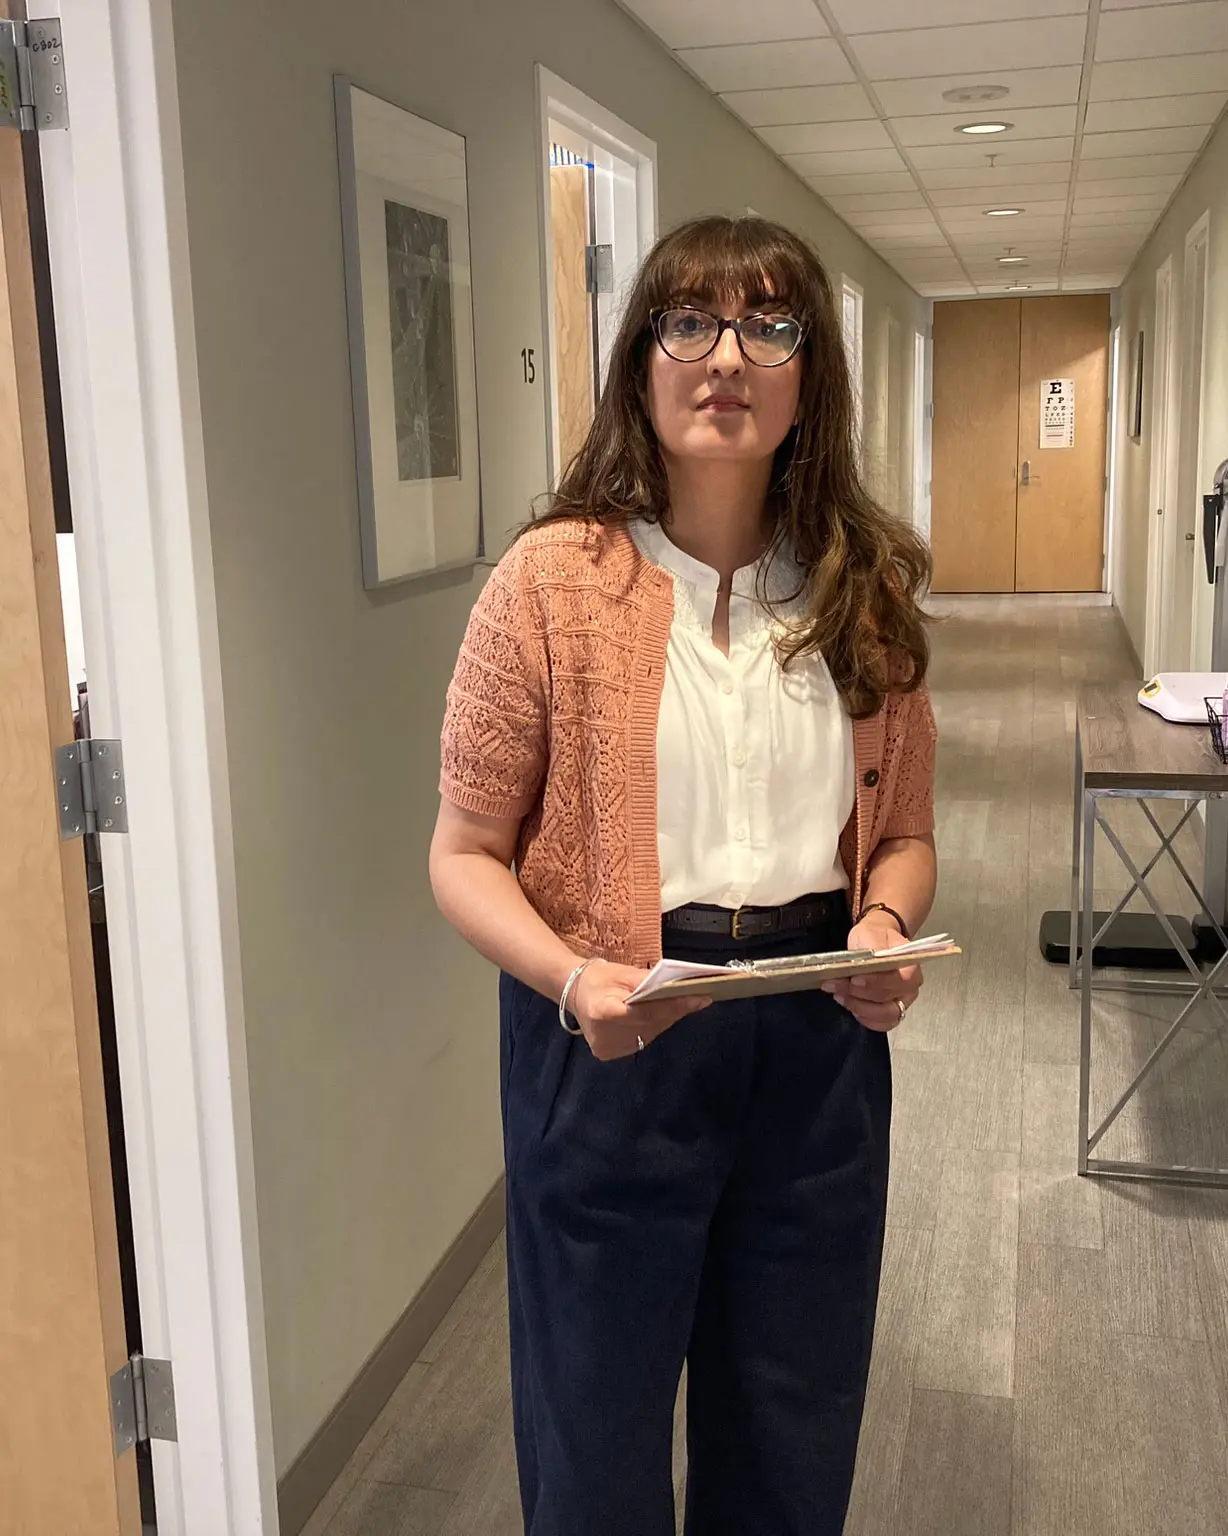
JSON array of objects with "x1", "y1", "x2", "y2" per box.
[
  {"x1": 734, "y1": 827, "x2": 747, "y2": 842},
  {"x1": 731, "y1": 749, "x2": 746, "y2": 768},
  {"x1": 864, "y1": 768, "x2": 881, "y2": 788},
  {"x1": 721, "y1": 680, "x2": 734, "y2": 696}
]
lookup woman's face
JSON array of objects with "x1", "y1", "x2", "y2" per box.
[{"x1": 646, "y1": 293, "x2": 803, "y2": 467}]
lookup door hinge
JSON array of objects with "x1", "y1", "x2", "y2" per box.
[
  {"x1": 111, "y1": 1355, "x2": 178, "y2": 1458},
  {"x1": 926, "y1": 401, "x2": 934, "y2": 420},
  {"x1": 0, "y1": 18, "x2": 68, "y2": 133},
  {"x1": 55, "y1": 739, "x2": 128, "y2": 839},
  {"x1": 585, "y1": 243, "x2": 613, "y2": 294}
]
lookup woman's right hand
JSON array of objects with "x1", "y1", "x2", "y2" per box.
[{"x1": 570, "y1": 961, "x2": 711, "y2": 1061}]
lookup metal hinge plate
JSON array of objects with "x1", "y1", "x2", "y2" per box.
[
  {"x1": 585, "y1": 243, "x2": 613, "y2": 294},
  {"x1": 55, "y1": 739, "x2": 127, "y2": 839},
  {"x1": 0, "y1": 18, "x2": 68, "y2": 132},
  {"x1": 111, "y1": 1356, "x2": 177, "y2": 1457}
]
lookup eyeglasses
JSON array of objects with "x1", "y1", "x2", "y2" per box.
[{"x1": 650, "y1": 306, "x2": 806, "y2": 368}]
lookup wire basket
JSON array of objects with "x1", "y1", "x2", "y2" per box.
[{"x1": 1206, "y1": 697, "x2": 1228, "y2": 763}]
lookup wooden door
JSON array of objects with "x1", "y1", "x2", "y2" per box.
[
  {"x1": 1015, "y1": 294, "x2": 1110, "y2": 593},
  {"x1": 549, "y1": 161, "x2": 595, "y2": 472},
  {"x1": 0, "y1": 88, "x2": 142, "y2": 1536},
  {"x1": 931, "y1": 298, "x2": 1021, "y2": 592}
]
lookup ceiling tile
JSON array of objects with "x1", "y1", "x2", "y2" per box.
[
  {"x1": 1084, "y1": 92, "x2": 1226, "y2": 132},
  {"x1": 1089, "y1": 52, "x2": 1228, "y2": 98},
  {"x1": 829, "y1": 0, "x2": 1089, "y2": 31},
  {"x1": 871, "y1": 228, "x2": 964, "y2": 248},
  {"x1": 678, "y1": 38, "x2": 854, "y2": 92},
  {"x1": 720, "y1": 83, "x2": 876, "y2": 127},
  {"x1": 874, "y1": 65, "x2": 1082, "y2": 117},
  {"x1": 620, "y1": 0, "x2": 829, "y2": 48},
  {"x1": 825, "y1": 191, "x2": 930, "y2": 213},
  {"x1": 1075, "y1": 173, "x2": 1183, "y2": 197},
  {"x1": 917, "y1": 161, "x2": 1072, "y2": 188},
  {"x1": 808, "y1": 171, "x2": 919, "y2": 193},
  {"x1": 851, "y1": 17, "x2": 1088, "y2": 80},
  {"x1": 848, "y1": 212, "x2": 946, "y2": 234},
  {"x1": 805, "y1": 169, "x2": 922, "y2": 192},
  {"x1": 759, "y1": 119, "x2": 894, "y2": 154},
  {"x1": 1081, "y1": 125, "x2": 1209, "y2": 157},
  {"x1": 942, "y1": 202, "x2": 1069, "y2": 222},
  {"x1": 915, "y1": 282, "x2": 978, "y2": 295},
  {"x1": 1061, "y1": 274, "x2": 1127, "y2": 290},
  {"x1": 1072, "y1": 192, "x2": 1170, "y2": 213},
  {"x1": 1096, "y1": 3, "x2": 1228, "y2": 60},
  {"x1": 910, "y1": 136, "x2": 1074, "y2": 168},
  {"x1": 929, "y1": 182, "x2": 1071, "y2": 206},
  {"x1": 783, "y1": 147, "x2": 907, "y2": 175},
  {"x1": 865, "y1": 243, "x2": 957, "y2": 259},
  {"x1": 1073, "y1": 151, "x2": 1196, "y2": 177},
  {"x1": 892, "y1": 104, "x2": 1079, "y2": 147}
]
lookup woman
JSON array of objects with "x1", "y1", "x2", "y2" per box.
[{"x1": 431, "y1": 215, "x2": 937, "y2": 1536}]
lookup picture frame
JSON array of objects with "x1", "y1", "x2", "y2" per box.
[
  {"x1": 334, "y1": 77, "x2": 482, "y2": 588},
  {"x1": 1129, "y1": 328, "x2": 1145, "y2": 442}
]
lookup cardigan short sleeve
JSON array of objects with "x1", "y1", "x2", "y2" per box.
[
  {"x1": 439, "y1": 545, "x2": 549, "y2": 821},
  {"x1": 879, "y1": 682, "x2": 937, "y2": 842}
]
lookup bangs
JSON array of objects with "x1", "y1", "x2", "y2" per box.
[{"x1": 643, "y1": 217, "x2": 821, "y2": 319}]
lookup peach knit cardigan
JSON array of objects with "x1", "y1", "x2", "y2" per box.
[{"x1": 440, "y1": 518, "x2": 937, "y2": 969}]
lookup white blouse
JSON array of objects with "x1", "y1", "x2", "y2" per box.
[{"x1": 630, "y1": 518, "x2": 855, "y2": 913}]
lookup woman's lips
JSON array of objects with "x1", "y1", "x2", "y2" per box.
[{"x1": 698, "y1": 397, "x2": 749, "y2": 412}]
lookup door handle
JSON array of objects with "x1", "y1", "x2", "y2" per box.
[
  {"x1": 1186, "y1": 532, "x2": 1196, "y2": 541},
  {"x1": 1021, "y1": 460, "x2": 1030, "y2": 486}
]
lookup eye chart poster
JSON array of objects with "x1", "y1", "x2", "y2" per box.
[{"x1": 1040, "y1": 377, "x2": 1074, "y2": 449}]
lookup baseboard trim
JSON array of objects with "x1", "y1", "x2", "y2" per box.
[
  {"x1": 1110, "y1": 598, "x2": 1143, "y2": 677},
  {"x1": 277, "y1": 1176, "x2": 506, "y2": 1535}
]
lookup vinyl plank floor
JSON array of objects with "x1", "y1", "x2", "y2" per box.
[
  {"x1": 304, "y1": 596, "x2": 1228, "y2": 1536},
  {"x1": 892, "y1": 1389, "x2": 1014, "y2": 1536},
  {"x1": 913, "y1": 1149, "x2": 1020, "y2": 1399}
]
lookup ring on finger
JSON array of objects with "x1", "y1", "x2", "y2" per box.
[
  {"x1": 636, "y1": 1033, "x2": 646, "y2": 1052},
  {"x1": 896, "y1": 999, "x2": 907, "y2": 1022}
]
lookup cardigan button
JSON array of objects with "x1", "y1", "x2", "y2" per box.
[{"x1": 863, "y1": 768, "x2": 881, "y2": 788}]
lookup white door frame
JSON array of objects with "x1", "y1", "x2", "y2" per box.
[
  {"x1": 534, "y1": 66, "x2": 657, "y2": 485},
  {"x1": 1181, "y1": 212, "x2": 1212, "y2": 670},
  {"x1": 1104, "y1": 322, "x2": 1122, "y2": 601},
  {"x1": 1143, "y1": 256, "x2": 1178, "y2": 678},
  {"x1": 31, "y1": 2, "x2": 276, "y2": 1530}
]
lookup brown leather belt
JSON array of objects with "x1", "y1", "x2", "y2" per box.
[{"x1": 662, "y1": 891, "x2": 848, "y2": 942}]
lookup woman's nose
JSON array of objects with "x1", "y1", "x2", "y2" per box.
[{"x1": 708, "y1": 325, "x2": 744, "y2": 376}]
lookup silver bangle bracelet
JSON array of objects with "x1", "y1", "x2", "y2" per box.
[{"x1": 558, "y1": 959, "x2": 593, "y2": 1036}]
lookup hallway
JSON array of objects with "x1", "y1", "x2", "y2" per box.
[{"x1": 302, "y1": 594, "x2": 1228, "y2": 1535}]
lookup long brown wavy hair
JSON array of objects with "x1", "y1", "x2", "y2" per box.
[{"x1": 525, "y1": 215, "x2": 931, "y2": 718}]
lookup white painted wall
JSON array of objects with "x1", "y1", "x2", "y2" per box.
[
  {"x1": 168, "y1": 0, "x2": 926, "y2": 1470},
  {"x1": 1115, "y1": 111, "x2": 1228, "y2": 666}
]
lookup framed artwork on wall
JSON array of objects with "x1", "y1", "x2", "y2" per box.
[
  {"x1": 334, "y1": 77, "x2": 482, "y2": 587},
  {"x1": 1128, "y1": 328, "x2": 1145, "y2": 442}
]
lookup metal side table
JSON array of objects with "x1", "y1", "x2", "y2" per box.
[{"x1": 1071, "y1": 682, "x2": 1228, "y2": 1188}]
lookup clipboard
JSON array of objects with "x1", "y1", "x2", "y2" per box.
[{"x1": 626, "y1": 935, "x2": 961, "y2": 1005}]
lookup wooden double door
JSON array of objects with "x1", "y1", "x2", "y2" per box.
[{"x1": 931, "y1": 294, "x2": 1110, "y2": 594}]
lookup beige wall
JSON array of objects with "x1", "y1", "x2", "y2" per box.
[
  {"x1": 1114, "y1": 111, "x2": 1228, "y2": 665},
  {"x1": 169, "y1": 0, "x2": 926, "y2": 1470}
]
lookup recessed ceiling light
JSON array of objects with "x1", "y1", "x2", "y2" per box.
[
  {"x1": 943, "y1": 84, "x2": 1010, "y2": 105},
  {"x1": 984, "y1": 207, "x2": 1024, "y2": 217},
  {"x1": 956, "y1": 121, "x2": 1013, "y2": 135}
]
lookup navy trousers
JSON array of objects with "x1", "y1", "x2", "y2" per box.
[{"x1": 501, "y1": 915, "x2": 891, "y2": 1536}]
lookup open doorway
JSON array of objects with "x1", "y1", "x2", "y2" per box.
[{"x1": 536, "y1": 67, "x2": 656, "y2": 484}]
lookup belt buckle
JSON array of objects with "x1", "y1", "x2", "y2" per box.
[{"x1": 731, "y1": 906, "x2": 750, "y2": 940}]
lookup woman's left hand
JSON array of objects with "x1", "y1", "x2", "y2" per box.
[{"x1": 822, "y1": 914, "x2": 922, "y2": 1032}]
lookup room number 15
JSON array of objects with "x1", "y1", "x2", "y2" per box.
[{"x1": 521, "y1": 347, "x2": 536, "y2": 384}]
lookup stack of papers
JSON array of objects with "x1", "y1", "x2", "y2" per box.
[{"x1": 626, "y1": 934, "x2": 959, "y2": 1005}]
